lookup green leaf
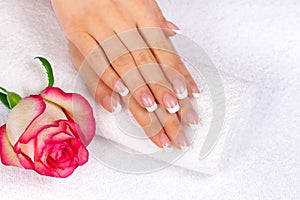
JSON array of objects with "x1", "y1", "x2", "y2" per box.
[
  {"x1": 0, "y1": 92, "x2": 10, "y2": 109},
  {"x1": 0, "y1": 86, "x2": 8, "y2": 93},
  {"x1": 0, "y1": 86, "x2": 22, "y2": 109},
  {"x1": 6, "y1": 91, "x2": 22, "y2": 109},
  {"x1": 34, "y1": 57, "x2": 54, "y2": 87}
]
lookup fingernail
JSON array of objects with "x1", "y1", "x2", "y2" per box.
[
  {"x1": 186, "y1": 110, "x2": 200, "y2": 129},
  {"x1": 163, "y1": 94, "x2": 180, "y2": 113},
  {"x1": 173, "y1": 29, "x2": 182, "y2": 34},
  {"x1": 166, "y1": 21, "x2": 182, "y2": 34},
  {"x1": 103, "y1": 96, "x2": 122, "y2": 114},
  {"x1": 160, "y1": 133, "x2": 172, "y2": 151},
  {"x1": 141, "y1": 93, "x2": 157, "y2": 112},
  {"x1": 190, "y1": 84, "x2": 201, "y2": 98},
  {"x1": 114, "y1": 80, "x2": 129, "y2": 97},
  {"x1": 172, "y1": 79, "x2": 188, "y2": 100},
  {"x1": 177, "y1": 131, "x2": 190, "y2": 150}
]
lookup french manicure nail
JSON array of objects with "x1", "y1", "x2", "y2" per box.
[
  {"x1": 172, "y1": 79, "x2": 188, "y2": 100},
  {"x1": 114, "y1": 80, "x2": 129, "y2": 97},
  {"x1": 166, "y1": 21, "x2": 182, "y2": 34},
  {"x1": 190, "y1": 84, "x2": 201, "y2": 98},
  {"x1": 177, "y1": 131, "x2": 190, "y2": 150},
  {"x1": 173, "y1": 29, "x2": 182, "y2": 34},
  {"x1": 186, "y1": 110, "x2": 200, "y2": 129},
  {"x1": 103, "y1": 96, "x2": 122, "y2": 114},
  {"x1": 141, "y1": 93, "x2": 157, "y2": 112},
  {"x1": 112, "y1": 102, "x2": 122, "y2": 114},
  {"x1": 163, "y1": 94, "x2": 180, "y2": 113},
  {"x1": 160, "y1": 133, "x2": 172, "y2": 151}
]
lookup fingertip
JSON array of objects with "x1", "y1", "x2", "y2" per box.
[
  {"x1": 114, "y1": 80, "x2": 129, "y2": 97},
  {"x1": 164, "y1": 21, "x2": 181, "y2": 36},
  {"x1": 171, "y1": 78, "x2": 188, "y2": 100},
  {"x1": 165, "y1": 20, "x2": 180, "y2": 31},
  {"x1": 162, "y1": 27, "x2": 177, "y2": 37},
  {"x1": 140, "y1": 92, "x2": 158, "y2": 112},
  {"x1": 159, "y1": 21, "x2": 179, "y2": 37},
  {"x1": 102, "y1": 95, "x2": 122, "y2": 114},
  {"x1": 163, "y1": 93, "x2": 180, "y2": 114},
  {"x1": 148, "y1": 130, "x2": 169, "y2": 149},
  {"x1": 190, "y1": 83, "x2": 201, "y2": 98}
]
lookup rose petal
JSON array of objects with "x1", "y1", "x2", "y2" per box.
[
  {"x1": 19, "y1": 101, "x2": 67, "y2": 144},
  {"x1": 14, "y1": 139, "x2": 35, "y2": 162},
  {"x1": 17, "y1": 153, "x2": 34, "y2": 169},
  {"x1": 34, "y1": 160, "x2": 59, "y2": 177},
  {"x1": 35, "y1": 120, "x2": 76, "y2": 160},
  {"x1": 54, "y1": 166, "x2": 77, "y2": 178},
  {"x1": 49, "y1": 121, "x2": 78, "y2": 142},
  {"x1": 6, "y1": 96, "x2": 46, "y2": 145},
  {"x1": 0, "y1": 125, "x2": 22, "y2": 167},
  {"x1": 77, "y1": 145, "x2": 89, "y2": 165},
  {"x1": 50, "y1": 132, "x2": 74, "y2": 143},
  {"x1": 36, "y1": 153, "x2": 77, "y2": 178},
  {"x1": 41, "y1": 87, "x2": 96, "y2": 146},
  {"x1": 35, "y1": 125, "x2": 63, "y2": 160}
]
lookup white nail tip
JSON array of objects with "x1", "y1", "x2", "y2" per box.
[
  {"x1": 167, "y1": 103, "x2": 180, "y2": 114},
  {"x1": 176, "y1": 89, "x2": 188, "y2": 100},
  {"x1": 189, "y1": 124, "x2": 199, "y2": 130},
  {"x1": 112, "y1": 102, "x2": 122, "y2": 114},
  {"x1": 146, "y1": 103, "x2": 158, "y2": 112},
  {"x1": 163, "y1": 145, "x2": 173, "y2": 152},
  {"x1": 173, "y1": 29, "x2": 182, "y2": 34},
  {"x1": 192, "y1": 93, "x2": 201, "y2": 98},
  {"x1": 180, "y1": 144, "x2": 189, "y2": 151},
  {"x1": 119, "y1": 87, "x2": 129, "y2": 97}
]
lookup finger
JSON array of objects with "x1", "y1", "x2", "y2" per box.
[
  {"x1": 135, "y1": 22, "x2": 190, "y2": 99},
  {"x1": 69, "y1": 42, "x2": 122, "y2": 113},
  {"x1": 149, "y1": 0, "x2": 166, "y2": 25},
  {"x1": 117, "y1": 29, "x2": 181, "y2": 114},
  {"x1": 70, "y1": 32, "x2": 130, "y2": 97},
  {"x1": 136, "y1": 20, "x2": 201, "y2": 98},
  {"x1": 148, "y1": 0, "x2": 180, "y2": 36},
  {"x1": 102, "y1": 36, "x2": 160, "y2": 112},
  {"x1": 130, "y1": 3, "x2": 199, "y2": 96},
  {"x1": 122, "y1": 94, "x2": 172, "y2": 149},
  {"x1": 155, "y1": 106, "x2": 189, "y2": 149},
  {"x1": 177, "y1": 98, "x2": 200, "y2": 129}
]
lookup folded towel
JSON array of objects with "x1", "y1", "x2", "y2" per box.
[{"x1": 88, "y1": 37, "x2": 256, "y2": 174}]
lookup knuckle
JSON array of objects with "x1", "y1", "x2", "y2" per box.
[
  {"x1": 134, "y1": 50, "x2": 154, "y2": 64},
  {"x1": 152, "y1": 39, "x2": 171, "y2": 50},
  {"x1": 151, "y1": 81, "x2": 171, "y2": 91},
  {"x1": 168, "y1": 118, "x2": 181, "y2": 131},
  {"x1": 131, "y1": 85, "x2": 148, "y2": 97},
  {"x1": 113, "y1": 53, "x2": 134, "y2": 68}
]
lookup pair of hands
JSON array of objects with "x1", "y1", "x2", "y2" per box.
[{"x1": 51, "y1": 0, "x2": 200, "y2": 150}]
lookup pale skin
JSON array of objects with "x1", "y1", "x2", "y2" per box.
[{"x1": 51, "y1": 0, "x2": 201, "y2": 149}]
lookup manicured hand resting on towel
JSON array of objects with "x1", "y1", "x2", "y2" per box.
[{"x1": 51, "y1": 0, "x2": 201, "y2": 149}]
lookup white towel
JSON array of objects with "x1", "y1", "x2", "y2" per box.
[{"x1": 89, "y1": 61, "x2": 256, "y2": 174}]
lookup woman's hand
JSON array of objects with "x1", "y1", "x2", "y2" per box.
[
  {"x1": 70, "y1": 42, "x2": 198, "y2": 149},
  {"x1": 52, "y1": 0, "x2": 201, "y2": 149}
]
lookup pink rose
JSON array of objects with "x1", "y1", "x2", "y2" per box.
[{"x1": 0, "y1": 87, "x2": 96, "y2": 178}]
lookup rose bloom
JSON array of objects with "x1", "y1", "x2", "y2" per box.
[{"x1": 0, "y1": 87, "x2": 95, "y2": 178}]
